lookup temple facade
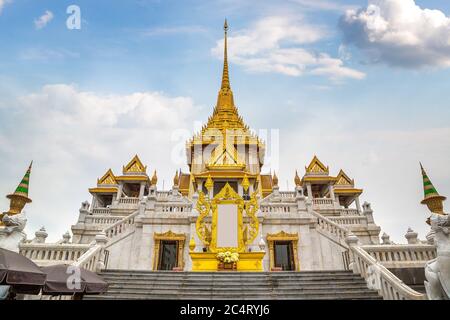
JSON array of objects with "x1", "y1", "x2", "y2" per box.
[
  {"x1": 64, "y1": 21, "x2": 382, "y2": 272},
  {"x1": 2, "y1": 23, "x2": 445, "y2": 301}
]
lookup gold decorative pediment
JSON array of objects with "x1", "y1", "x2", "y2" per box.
[
  {"x1": 123, "y1": 155, "x2": 147, "y2": 174},
  {"x1": 266, "y1": 230, "x2": 299, "y2": 241},
  {"x1": 154, "y1": 230, "x2": 186, "y2": 241},
  {"x1": 335, "y1": 169, "x2": 354, "y2": 187},
  {"x1": 305, "y1": 156, "x2": 329, "y2": 175},
  {"x1": 97, "y1": 169, "x2": 117, "y2": 185}
]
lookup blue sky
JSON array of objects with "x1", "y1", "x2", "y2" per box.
[{"x1": 0, "y1": 0, "x2": 449, "y2": 243}]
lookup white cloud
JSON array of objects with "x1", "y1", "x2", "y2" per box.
[
  {"x1": 0, "y1": 0, "x2": 11, "y2": 14},
  {"x1": 34, "y1": 10, "x2": 54, "y2": 29},
  {"x1": 212, "y1": 16, "x2": 365, "y2": 80},
  {"x1": 0, "y1": 84, "x2": 199, "y2": 241},
  {"x1": 340, "y1": 0, "x2": 450, "y2": 68}
]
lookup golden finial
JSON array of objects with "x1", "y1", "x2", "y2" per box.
[
  {"x1": 189, "y1": 236, "x2": 196, "y2": 251},
  {"x1": 205, "y1": 174, "x2": 213, "y2": 192},
  {"x1": 420, "y1": 163, "x2": 446, "y2": 215},
  {"x1": 3, "y1": 161, "x2": 33, "y2": 218},
  {"x1": 272, "y1": 171, "x2": 279, "y2": 187},
  {"x1": 173, "y1": 170, "x2": 179, "y2": 186},
  {"x1": 222, "y1": 18, "x2": 230, "y2": 90},
  {"x1": 151, "y1": 170, "x2": 158, "y2": 186},
  {"x1": 242, "y1": 174, "x2": 250, "y2": 192},
  {"x1": 294, "y1": 170, "x2": 301, "y2": 186}
]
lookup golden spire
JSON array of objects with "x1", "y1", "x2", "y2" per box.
[
  {"x1": 294, "y1": 170, "x2": 301, "y2": 187},
  {"x1": 214, "y1": 19, "x2": 236, "y2": 115},
  {"x1": 205, "y1": 174, "x2": 213, "y2": 192},
  {"x1": 242, "y1": 174, "x2": 250, "y2": 192},
  {"x1": 221, "y1": 19, "x2": 230, "y2": 90},
  {"x1": 151, "y1": 170, "x2": 158, "y2": 186},
  {"x1": 272, "y1": 171, "x2": 279, "y2": 187},
  {"x1": 173, "y1": 170, "x2": 179, "y2": 186}
]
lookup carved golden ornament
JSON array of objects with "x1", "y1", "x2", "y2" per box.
[
  {"x1": 173, "y1": 170, "x2": 179, "y2": 186},
  {"x1": 205, "y1": 175, "x2": 213, "y2": 191},
  {"x1": 196, "y1": 191, "x2": 212, "y2": 246},
  {"x1": 335, "y1": 170, "x2": 354, "y2": 186},
  {"x1": 97, "y1": 168, "x2": 118, "y2": 185},
  {"x1": 244, "y1": 191, "x2": 259, "y2": 245},
  {"x1": 272, "y1": 171, "x2": 278, "y2": 186},
  {"x1": 195, "y1": 183, "x2": 259, "y2": 253},
  {"x1": 151, "y1": 170, "x2": 158, "y2": 185},
  {"x1": 305, "y1": 155, "x2": 329, "y2": 174},
  {"x1": 241, "y1": 174, "x2": 250, "y2": 192},
  {"x1": 294, "y1": 170, "x2": 301, "y2": 186},
  {"x1": 123, "y1": 155, "x2": 147, "y2": 174},
  {"x1": 189, "y1": 236, "x2": 196, "y2": 251}
]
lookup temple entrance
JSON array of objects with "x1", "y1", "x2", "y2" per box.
[
  {"x1": 274, "y1": 241, "x2": 295, "y2": 271},
  {"x1": 158, "y1": 240, "x2": 178, "y2": 270},
  {"x1": 153, "y1": 231, "x2": 186, "y2": 271}
]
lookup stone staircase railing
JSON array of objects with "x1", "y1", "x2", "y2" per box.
[
  {"x1": 19, "y1": 243, "x2": 91, "y2": 265},
  {"x1": 310, "y1": 208, "x2": 426, "y2": 300},
  {"x1": 361, "y1": 244, "x2": 436, "y2": 268},
  {"x1": 329, "y1": 216, "x2": 368, "y2": 226},
  {"x1": 118, "y1": 197, "x2": 140, "y2": 205},
  {"x1": 309, "y1": 209, "x2": 349, "y2": 249},
  {"x1": 85, "y1": 215, "x2": 124, "y2": 226},
  {"x1": 155, "y1": 203, "x2": 192, "y2": 213},
  {"x1": 91, "y1": 207, "x2": 111, "y2": 215},
  {"x1": 71, "y1": 210, "x2": 140, "y2": 271},
  {"x1": 348, "y1": 243, "x2": 426, "y2": 300}
]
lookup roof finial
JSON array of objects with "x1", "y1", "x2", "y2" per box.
[
  {"x1": 420, "y1": 162, "x2": 446, "y2": 215},
  {"x1": 3, "y1": 161, "x2": 33, "y2": 217},
  {"x1": 221, "y1": 18, "x2": 230, "y2": 90}
]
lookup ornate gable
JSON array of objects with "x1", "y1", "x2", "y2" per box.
[
  {"x1": 123, "y1": 155, "x2": 147, "y2": 174},
  {"x1": 97, "y1": 169, "x2": 117, "y2": 185},
  {"x1": 335, "y1": 170, "x2": 354, "y2": 187},
  {"x1": 305, "y1": 156, "x2": 329, "y2": 175}
]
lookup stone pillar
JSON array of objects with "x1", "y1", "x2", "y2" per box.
[
  {"x1": 355, "y1": 196, "x2": 362, "y2": 214},
  {"x1": 62, "y1": 231, "x2": 71, "y2": 244},
  {"x1": 405, "y1": 227, "x2": 419, "y2": 244},
  {"x1": 306, "y1": 183, "x2": 313, "y2": 200},
  {"x1": 138, "y1": 182, "x2": 145, "y2": 199},
  {"x1": 33, "y1": 227, "x2": 48, "y2": 243},
  {"x1": 381, "y1": 232, "x2": 391, "y2": 245},
  {"x1": 362, "y1": 202, "x2": 374, "y2": 223},
  {"x1": 345, "y1": 232, "x2": 359, "y2": 273},
  {"x1": 116, "y1": 183, "x2": 124, "y2": 200},
  {"x1": 329, "y1": 184, "x2": 336, "y2": 201},
  {"x1": 94, "y1": 232, "x2": 108, "y2": 272},
  {"x1": 77, "y1": 201, "x2": 90, "y2": 223}
]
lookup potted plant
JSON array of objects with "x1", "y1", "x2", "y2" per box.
[{"x1": 217, "y1": 251, "x2": 239, "y2": 271}]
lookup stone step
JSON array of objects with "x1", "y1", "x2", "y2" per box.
[
  {"x1": 85, "y1": 270, "x2": 382, "y2": 300},
  {"x1": 105, "y1": 280, "x2": 367, "y2": 287}
]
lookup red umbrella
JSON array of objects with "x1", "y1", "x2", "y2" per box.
[
  {"x1": 0, "y1": 248, "x2": 46, "y2": 295},
  {"x1": 41, "y1": 264, "x2": 108, "y2": 296}
]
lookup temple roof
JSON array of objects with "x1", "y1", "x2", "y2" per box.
[
  {"x1": 187, "y1": 20, "x2": 264, "y2": 149},
  {"x1": 122, "y1": 155, "x2": 147, "y2": 175}
]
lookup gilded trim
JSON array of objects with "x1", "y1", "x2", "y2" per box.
[
  {"x1": 266, "y1": 231, "x2": 300, "y2": 271},
  {"x1": 152, "y1": 230, "x2": 186, "y2": 271}
]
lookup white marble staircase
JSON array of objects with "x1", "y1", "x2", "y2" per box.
[{"x1": 84, "y1": 270, "x2": 382, "y2": 300}]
